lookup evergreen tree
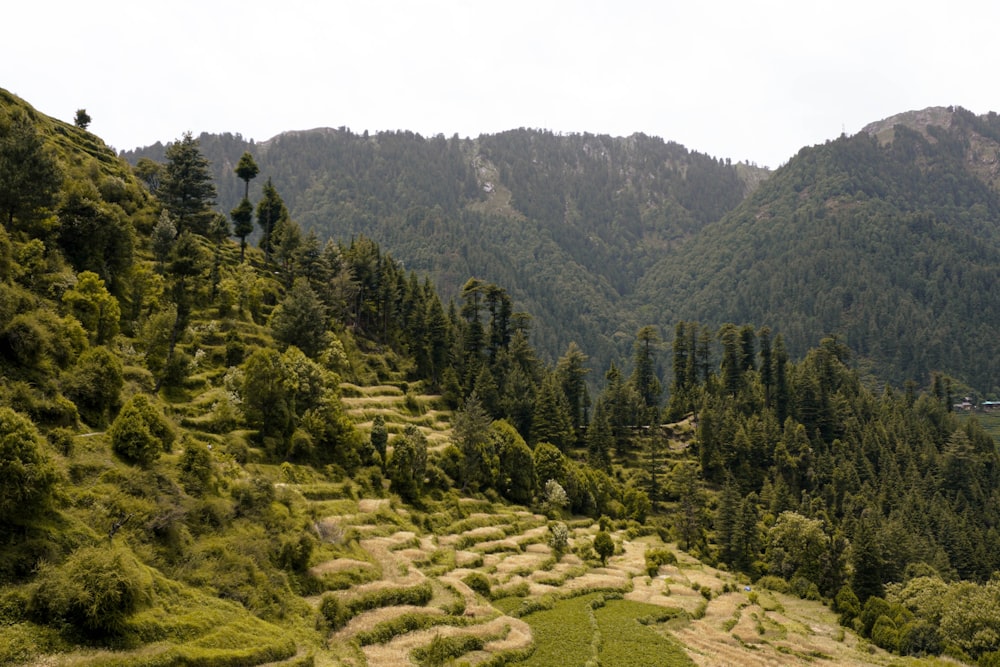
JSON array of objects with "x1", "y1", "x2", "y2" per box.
[
  {"x1": 773, "y1": 334, "x2": 790, "y2": 423},
  {"x1": 230, "y1": 197, "x2": 254, "y2": 261},
  {"x1": 151, "y1": 210, "x2": 176, "y2": 268},
  {"x1": 452, "y1": 392, "x2": 495, "y2": 492},
  {"x1": 716, "y1": 478, "x2": 741, "y2": 565},
  {"x1": 586, "y1": 401, "x2": 614, "y2": 472},
  {"x1": 0, "y1": 108, "x2": 62, "y2": 229},
  {"x1": 241, "y1": 347, "x2": 294, "y2": 442},
  {"x1": 531, "y1": 373, "x2": 575, "y2": 450},
  {"x1": 370, "y1": 414, "x2": 388, "y2": 471},
  {"x1": 556, "y1": 341, "x2": 590, "y2": 440},
  {"x1": 759, "y1": 326, "x2": 774, "y2": 408},
  {"x1": 491, "y1": 419, "x2": 535, "y2": 504},
  {"x1": 73, "y1": 108, "x2": 91, "y2": 130},
  {"x1": 630, "y1": 326, "x2": 662, "y2": 412},
  {"x1": 234, "y1": 151, "x2": 259, "y2": 200},
  {"x1": 602, "y1": 363, "x2": 639, "y2": 455},
  {"x1": 256, "y1": 178, "x2": 288, "y2": 263},
  {"x1": 669, "y1": 460, "x2": 707, "y2": 551},
  {"x1": 719, "y1": 323, "x2": 742, "y2": 398},
  {"x1": 386, "y1": 425, "x2": 428, "y2": 502},
  {"x1": 159, "y1": 132, "x2": 216, "y2": 235},
  {"x1": 269, "y1": 277, "x2": 330, "y2": 358},
  {"x1": 733, "y1": 492, "x2": 762, "y2": 574}
]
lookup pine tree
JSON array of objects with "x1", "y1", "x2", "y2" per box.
[
  {"x1": 531, "y1": 373, "x2": 575, "y2": 450},
  {"x1": 0, "y1": 108, "x2": 62, "y2": 229},
  {"x1": 234, "y1": 151, "x2": 259, "y2": 200},
  {"x1": 269, "y1": 278, "x2": 330, "y2": 358},
  {"x1": 159, "y1": 132, "x2": 216, "y2": 235},
  {"x1": 256, "y1": 178, "x2": 288, "y2": 263},
  {"x1": 452, "y1": 393, "x2": 496, "y2": 492},
  {"x1": 370, "y1": 414, "x2": 388, "y2": 471},
  {"x1": 230, "y1": 197, "x2": 254, "y2": 261},
  {"x1": 716, "y1": 478, "x2": 741, "y2": 565},
  {"x1": 759, "y1": 326, "x2": 774, "y2": 408},
  {"x1": 556, "y1": 341, "x2": 590, "y2": 440},
  {"x1": 630, "y1": 326, "x2": 662, "y2": 411},
  {"x1": 586, "y1": 401, "x2": 614, "y2": 472}
]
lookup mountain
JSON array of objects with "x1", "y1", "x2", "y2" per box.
[
  {"x1": 124, "y1": 129, "x2": 760, "y2": 376},
  {"x1": 125, "y1": 107, "x2": 1000, "y2": 394},
  {"x1": 635, "y1": 106, "x2": 1000, "y2": 392},
  {"x1": 10, "y1": 89, "x2": 1000, "y2": 667}
]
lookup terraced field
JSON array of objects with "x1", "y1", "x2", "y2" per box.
[
  {"x1": 291, "y1": 383, "x2": 942, "y2": 666},
  {"x1": 295, "y1": 488, "x2": 932, "y2": 667},
  {"x1": 20, "y1": 381, "x2": 951, "y2": 666}
]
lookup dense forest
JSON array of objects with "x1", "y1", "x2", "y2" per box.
[
  {"x1": 126, "y1": 108, "x2": 1000, "y2": 396},
  {"x1": 124, "y1": 127, "x2": 754, "y2": 383},
  {"x1": 5, "y1": 87, "x2": 1000, "y2": 665}
]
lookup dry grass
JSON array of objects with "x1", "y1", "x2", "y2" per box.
[{"x1": 361, "y1": 614, "x2": 522, "y2": 667}]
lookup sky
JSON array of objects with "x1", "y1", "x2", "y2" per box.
[{"x1": 4, "y1": 1, "x2": 1000, "y2": 169}]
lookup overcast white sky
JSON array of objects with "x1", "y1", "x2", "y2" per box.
[{"x1": 4, "y1": 1, "x2": 999, "y2": 168}]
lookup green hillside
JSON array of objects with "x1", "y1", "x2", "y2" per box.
[
  {"x1": 124, "y1": 107, "x2": 1000, "y2": 395},
  {"x1": 124, "y1": 128, "x2": 757, "y2": 377},
  {"x1": 636, "y1": 107, "x2": 1000, "y2": 392},
  {"x1": 5, "y1": 88, "x2": 1000, "y2": 667}
]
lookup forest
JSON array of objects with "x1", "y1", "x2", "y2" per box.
[
  {"x1": 125, "y1": 108, "x2": 1000, "y2": 395},
  {"x1": 4, "y1": 87, "x2": 1000, "y2": 665}
]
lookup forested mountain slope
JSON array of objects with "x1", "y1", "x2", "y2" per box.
[
  {"x1": 9, "y1": 88, "x2": 1000, "y2": 666},
  {"x1": 126, "y1": 106, "x2": 1000, "y2": 395},
  {"x1": 124, "y1": 129, "x2": 755, "y2": 375},
  {"x1": 635, "y1": 106, "x2": 1000, "y2": 393}
]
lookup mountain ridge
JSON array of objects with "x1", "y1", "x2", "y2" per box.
[{"x1": 122, "y1": 105, "x2": 1000, "y2": 393}]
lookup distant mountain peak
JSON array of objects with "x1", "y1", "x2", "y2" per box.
[{"x1": 860, "y1": 106, "x2": 956, "y2": 141}]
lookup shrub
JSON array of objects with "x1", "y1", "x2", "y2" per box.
[
  {"x1": 834, "y1": 584, "x2": 860, "y2": 626},
  {"x1": 462, "y1": 571, "x2": 492, "y2": 597},
  {"x1": 180, "y1": 438, "x2": 214, "y2": 494},
  {"x1": 871, "y1": 615, "x2": 899, "y2": 652},
  {"x1": 755, "y1": 575, "x2": 790, "y2": 594},
  {"x1": 62, "y1": 346, "x2": 123, "y2": 427},
  {"x1": 548, "y1": 522, "x2": 570, "y2": 558},
  {"x1": 593, "y1": 530, "x2": 614, "y2": 566},
  {"x1": 30, "y1": 544, "x2": 153, "y2": 636},
  {"x1": 644, "y1": 547, "x2": 676, "y2": 577},
  {"x1": 413, "y1": 633, "x2": 484, "y2": 667},
  {"x1": 0, "y1": 407, "x2": 59, "y2": 525},
  {"x1": 108, "y1": 404, "x2": 159, "y2": 466}
]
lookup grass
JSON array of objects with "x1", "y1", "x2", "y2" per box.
[
  {"x1": 518, "y1": 594, "x2": 602, "y2": 666},
  {"x1": 594, "y1": 599, "x2": 694, "y2": 666}
]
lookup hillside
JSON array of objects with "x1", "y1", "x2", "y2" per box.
[
  {"x1": 635, "y1": 106, "x2": 1000, "y2": 393},
  {"x1": 123, "y1": 128, "x2": 758, "y2": 376},
  {"x1": 125, "y1": 107, "x2": 1000, "y2": 395},
  {"x1": 7, "y1": 87, "x2": 1000, "y2": 667}
]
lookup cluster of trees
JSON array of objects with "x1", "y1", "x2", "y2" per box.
[
  {"x1": 636, "y1": 115, "x2": 1000, "y2": 392},
  {"x1": 7, "y1": 89, "x2": 1000, "y2": 663},
  {"x1": 123, "y1": 112, "x2": 1000, "y2": 396},
  {"x1": 123, "y1": 127, "x2": 753, "y2": 387}
]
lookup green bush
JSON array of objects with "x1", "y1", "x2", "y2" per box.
[
  {"x1": 413, "y1": 633, "x2": 484, "y2": 666},
  {"x1": 0, "y1": 407, "x2": 60, "y2": 525},
  {"x1": 644, "y1": 547, "x2": 677, "y2": 577},
  {"x1": 108, "y1": 394, "x2": 175, "y2": 466},
  {"x1": 462, "y1": 571, "x2": 492, "y2": 597},
  {"x1": 62, "y1": 345, "x2": 123, "y2": 427},
  {"x1": 30, "y1": 544, "x2": 154, "y2": 636},
  {"x1": 755, "y1": 575, "x2": 790, "y2": 594}
]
